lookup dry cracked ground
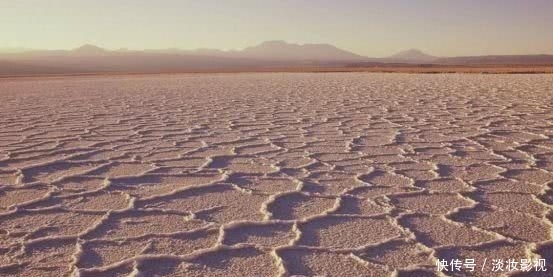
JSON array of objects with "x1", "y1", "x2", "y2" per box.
[{"x1": 0, "y1": 73, "x2": 552, "y2": 277}]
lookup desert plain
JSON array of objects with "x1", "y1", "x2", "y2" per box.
[{"x1": 0, "y1": 73, "x2": 552, "y2": 277}]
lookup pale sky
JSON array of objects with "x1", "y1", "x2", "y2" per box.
[{"x1": 1, "y1": 0, "x2": 552, "y2": 57}]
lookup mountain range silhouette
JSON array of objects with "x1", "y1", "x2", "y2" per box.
[{"x1": 1, "y1": 41, "x2": 552, "y2": 75}]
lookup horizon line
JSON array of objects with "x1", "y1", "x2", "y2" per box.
[{"x1": 2, "y1": 41, "x2": 553, "y2": 58}]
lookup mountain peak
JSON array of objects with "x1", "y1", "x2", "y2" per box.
[
  {"x1": 72, "y1": 44, "x2": 106, "y2": 54},
  {"x1": 241, "y1": 40, "x2": 366, "y2": 61},
  {"x1": 387, "y1": 49, "x2": 436, "y2": 62}
]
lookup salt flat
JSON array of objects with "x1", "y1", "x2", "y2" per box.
[{"x1": 0, "y1": 73, "x2": 552, "y2": 276}]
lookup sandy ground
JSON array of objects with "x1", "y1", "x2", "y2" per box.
[{"x1": 0, "y1": 73, "x2": 552, "y2": 277}]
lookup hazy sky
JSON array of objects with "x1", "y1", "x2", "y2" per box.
[{"x1": 2, "y1": 0, "x2": 552, "y2": 57}]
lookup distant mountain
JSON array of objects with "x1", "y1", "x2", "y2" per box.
[
  {"x1": 71, "y1": 44, "x2": 108, "y2": 55},
  {"x1": 148, "y1": 41, "x2": 363, "y2": 61},
  {"x1": 234, "y1": 40, "x2": 367, "y2": 61},
  {"x1": 2, "y1": 41, "x2": 553, "y2": 76},
  {"x1": 142, "y1": 41, "x2": 366, "y2": 62},
  {"x1": 385, "y1": 49, "x2": 437, "y2": 63}
]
